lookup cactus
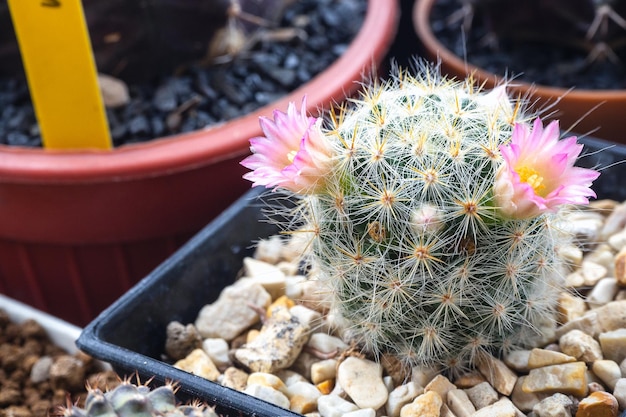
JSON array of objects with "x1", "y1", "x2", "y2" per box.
[
  {"x1": 58, "y1": 378, "x2": 219, "y2": 417},
  {"x1": 241, "y1": 61, "x2": 600, "y2": 372}
]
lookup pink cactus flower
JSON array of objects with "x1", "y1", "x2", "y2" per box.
[
  {"x1": 241, "y1": 97, "x2": 334, "y2": 194},
  {"x1": 494, "y1": 118, "x2": 600, "y2": 219}
]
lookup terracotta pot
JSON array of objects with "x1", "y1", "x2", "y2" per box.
[
  {"x1": 0, "y1": 0, "x2": 399, "y2": 326},
  {"x1": 413, "y1": 0, "x2": 626, "y2": 143}
]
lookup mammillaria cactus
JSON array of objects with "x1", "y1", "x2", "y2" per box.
[
  {"x1": 240, "y1": 61, "x2": 600, "y2": 372},
  {"x1": 59, "y1": 379, "x2": 218, "y2": 417}
]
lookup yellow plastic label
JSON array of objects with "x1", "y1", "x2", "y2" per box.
[{"x1": 7, "y1": 0, "x2": 112, "y2": 149}]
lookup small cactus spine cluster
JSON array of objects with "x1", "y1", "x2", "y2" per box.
[
  {"x1": 59, "y1": 379, "x2": 218, "y2": 417},
  {"x1": 241, "y1": 61, "x2": 599, "y2": 372}
]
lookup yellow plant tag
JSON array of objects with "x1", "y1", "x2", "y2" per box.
[{"x1": 7, "y1": 0, "x2": 112, "y2": 149}]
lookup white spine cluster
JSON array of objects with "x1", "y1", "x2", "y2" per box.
[{"x1": 291, "y1": 63, "x2": 569, "y2": 371}]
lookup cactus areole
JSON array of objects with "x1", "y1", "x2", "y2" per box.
[{"x1": 241, "y1": 61, "x2": 600, "y2": 372}]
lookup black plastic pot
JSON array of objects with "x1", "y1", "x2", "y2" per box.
[{"x1": 77, "y1": 135, "x2": 626, "y2": 417}]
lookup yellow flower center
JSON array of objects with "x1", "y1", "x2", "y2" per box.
[
  {"x1": 517, "y1": 166, "x2": 546, "y2": 195},
  {"x1": 287, "y1": 150, "x2": 297, "y2": 163}
]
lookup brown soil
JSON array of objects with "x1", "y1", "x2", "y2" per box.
[{"x1": 0, "y1": 308, "x2": 121, "y2": 417}]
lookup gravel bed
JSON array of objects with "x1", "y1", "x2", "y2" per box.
[{"x1": 0, "y1": 309, "x2": 120, "y2": 417}]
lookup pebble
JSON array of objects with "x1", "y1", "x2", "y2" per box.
[
  {"x1": 593, "y1": 360, "x2": 623, "y2": 390},
  {"x1": 477, "y1": 354, "x2": 518, "y2": 396},
  {"x1": 531, "y1": 393, "x2": 573, "y2": 417},
  {"x1": 559, "y1": 330, "x2": 604, "y2": 363},
  {"x1": 165, "y1": 321, "x2": 202, "y2": 361},
  {"x1": 557, "y1": 292, "x2": 588, "y2": 324},
  {"x1": 220, "y1": 367, "x2": 248, "y2": 391},
  {"x1": 615, "y1": 379, "x2": 626, "y2": 409},
  {"x1": 595, "y1": 301, "x2": 626, "y2": 332},
  {"x1": 471, "y1": 397, "x2": 518, "y2": 417},
  {"x1": 522, "y1": 362, "x2": 588, "y2": 397},
  {"x1": 400, "y1": 391, "x2": 442, "y2": 417},
  {"x1": 240, "y1": 257, "x2": 287, "y2": 300},
  {"x1": 307, "y1": 332, "x2": 349, "y2": 356},
  {"x1": 466, "y1": 381, "x2": 500, "y2": 409},
  {"x1": 201, "y1": 338, "x2": 231, "y2": 370},
  {"x1": 580, "y1": 261, "x2": 608, "y2": 286},
  {"x1": 344, "y1": 409, "x2": 376, "y2": 417},
  {"x1": 310, "y1": 359, "x2": 338, "y2": 384},
  {"x1": 511, "y1": 376, "x2": 547, "y2": 413},
  {"x1": 173, "y1": 349, "x2": 220, "y2": 382},
  {"x1": 29, "y1": 356, "x2": 53, "y2": 383},
  {"x1": 235, "y1": 307, "x2": 310, "y2": 373},
  {"x1": 337, "y1": 357, "x2": 388, "y2": 410},
  {"x1": 243, "y1": 384, "x2": 290, "y2": 409},
  {"x1": 588, "y1": 278, "x2": 620, "y2": 308},
  {"x1": 425, "y1": 375, "x2": 457, "y2": 402},
  {"x1": 98, "y1": 74, "x2": 130, "y2": 108},
  {"x1": 195, "y1": 282, "x2": 271, "y2": 341},
  {"x1": 614, "y1": 247, "x2": 626, "y2": 286},
  {"x1": 446, "y1": 388, "x2": 476, "y2": 417},
  {"x1": 528, "y1": 348, "x2": 577, "y2": 369},
  {"x1": 247, "y1": 372, "x2": 287, "y2": 393},
  {"x1": 317, "y1": 394, "x2": 359, "y2": 417},
  {"x1": 576, "y1": 391, "x2": 619, "y2": 417},
  {"x1": 506, "y1": 350, "x2": 532, "y2": 373},
  {"x1": 387, "y1": 381, "x2": 424, "y2": 417},
  {"x1": 599, "y1": 329, "x2": 626, "y2": 364},
  {"x1": 555, "y1": 312, "x2": 600, "y2": 339},
  {"x1": 285, "y1": 381, "x2": 322, "y2": 414}
]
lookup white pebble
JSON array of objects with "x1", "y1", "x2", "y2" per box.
[
  {"x1": 586, "y1": 277, "x2": 619, "y2": 308},
  {"x1": 307, "y1": 333, "x2": 349, "y2": 356},
  {"x1": 446, "y1": 388, "x2": 475, "y2": 417},
  {"x1": 386, "y1": 381, "x2": 424, "y2": 417},
  {"x1": 559, "y1": 329, "x2": 603, "y2": 362},
  {"x1": 285, "y1": 381, "x2": 321, "y2": 414},
  {"x1": 290, "y1": 304, "x2": 322, "y2": 328},
  {"x1": 614, "y1": 378, "x2": 626, "y2": 410},
  {"x1": 201, "y1": 338, "x2": 231, "y2": 370},
  {"x1": 599, "y1": 328, "x2": 626, "y2": 364},
  {"x1": 580, "y1": 261, "x2": 608, "y2": 286},
  {"x1": 311, "y1": 359, "x2": 338, "y2": 385},
  {"x1": 195, "y1": 283, "x2": 271, "y2": 341},
  {"x1": 235, "y1": 307, "x2": 310, "y2": 373},
  {"x1": 592, "y1": 359, "x2": 622, "y2": 390},
  {"x1": 337, "y1": 357, "x2": 388, "y2": 410},
  {"x1": 531, "y1": 393, "x2": 573, "y2": 417},
  {"x1": 465, "y1": 381, "x2": 499, "y2": 409},
  {"x1": 471, "y1": 398, "x2": 518, "y2": 417},
  {"x1": 174, "y1": 349, "x2": 220, "y2": 381},
  {"x1": 243, "y1": 384, "x2": 290, "y2": 409},
  {"x1": 317, "y1": 394, "x2": 359, "y2": 417},
  {"x1": 343, "y1": 409, "x2": 376, "y2": 417}
]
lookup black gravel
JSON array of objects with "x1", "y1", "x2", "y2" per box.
[
  {"x1": 0, "y1": 0, "x2": 365, "y2": 148},
  {"x1": 429, "y1": 0, "x2": 626, "y2": 91}
]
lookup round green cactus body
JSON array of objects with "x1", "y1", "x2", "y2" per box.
[{"x1": 300, "y1": 64, "x2": 568, "y2": 371}]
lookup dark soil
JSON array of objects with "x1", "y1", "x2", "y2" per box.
[
  {"x1": 429, "y1": 0, "x2": 626, "y2": 90},
  {"x1": 0, "y1": 308, "x2": 120, "y2": 417},
  {"x1": 0, "y1": 0, "x2": 365, "y2": 148}
]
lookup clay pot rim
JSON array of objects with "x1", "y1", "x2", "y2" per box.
[
  {"x1": 0, "y1": 0, "x2": 398, "y2": 183},
  {"x1": 412, "y1": 0, "x2": 626, "y2": 100}
]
